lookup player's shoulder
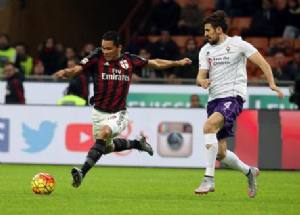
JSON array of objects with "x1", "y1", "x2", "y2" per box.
[
  {"x1": 123, "y1": 52, "x2": 136, "y2": 59},
  {"x1": 200, "y1": 42, "x2": 210, "y2": 50},
  {"x1": 199, "y1": 43, "x2": 211, "y2": 54},
  {"x1": 124, "y1": 52, "x2": 146, "y2": 61},
  {"x1": 229, "y1": 36, "x2": 247, "y2": 44},
  {"x1": 90, "y1": 47, "x2": 102, "y2": 56}
]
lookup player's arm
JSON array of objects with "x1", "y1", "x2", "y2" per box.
[
  {"x1": 196, "y1": 46, "x2": 211, "y2": 89},
  {"x1": 248, "y1": 52, "x2": 284, "y2": 98},
  {"x1": 196, "y1": 48, "x2": 210, "y2": 89},
  {"x1": 196, "y1": 69, "x2": 210, "y2": 89},
  {"x1": 52, "y1": 65, "x2": 83, "y2": 79},
  {"x1": 147, "y1": 58, "x2": 192, "y2": 69},
  {"x1": 53, "y1": 47, "x2": 101, "y2": 80}
]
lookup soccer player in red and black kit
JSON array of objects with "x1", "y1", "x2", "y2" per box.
[
  {"x1": 53, "y1": 31, "x2": 191, "y2": 188},
  {"x1": 4, "y1": 62, "x2": 25, "y2": 104}
]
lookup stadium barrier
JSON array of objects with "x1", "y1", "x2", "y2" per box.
[
  {"x1": 0, "y1": 81, "x2": 296, "y2": 109},
  {"x1": 0, "y1": 105, "x2": 299, "y2": 169}
]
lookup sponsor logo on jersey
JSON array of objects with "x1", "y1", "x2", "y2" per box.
[
  {"x1": 212, "y1": 56, "x2": 230, "y2": 66},
  {"x1": 102, "y1": 68, "x2": 130, "y2": 81},
  {"x1": 102, "y1": 73, "x2": 130, "y2": 81}
]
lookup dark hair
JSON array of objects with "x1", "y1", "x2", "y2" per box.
[
  {"x1": 102, "y1": 31, "x2": 121, "y2": 46},
  {"x1": 203, "y1": 10, "x2": 228, "y2": 32}
]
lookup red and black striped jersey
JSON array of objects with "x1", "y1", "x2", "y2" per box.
[
  {"x1": 5, "y1": 74, "x2": 25, "y2": 104},
  {"x1": 80, "y1": 48, "x2": 148, "y2": 113}
]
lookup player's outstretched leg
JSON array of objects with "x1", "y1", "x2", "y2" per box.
[
  {"x1": 136, "y1": 134, "x2": 154, "y2": 156},
  {"x1": 71, "y1": 139, "x2": 106, "y2": 188},
  {"x1": 71, "y1": 167, "x2": 83, "y2": 188},
  {"x1": 194, "y1": 176, "x2": 215, "y2": 195},
  {"x1": 111, "y1": 134, "x2": 153, "y2": 156},
  {"x1": 247, "y1": 167, "x2": 260, "y2": 198},
  {"x1": 221, "y1": 150, "x2": 260, "y2": 198}
]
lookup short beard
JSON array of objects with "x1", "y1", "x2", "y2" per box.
[
  {"x1": 208, "y1": 40, "x2": 218, "y2": 45},
  {"x1": 206, "y1": 36, "x2": 219, "y2": 45}
]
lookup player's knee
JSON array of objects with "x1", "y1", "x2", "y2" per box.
[
  {"x1": 103, "y1": 144, "x2": 114, "y2": 155},
  {"x1": 203, "y1": 121, "x2": 218, "y2": 134},
  {"x1": 88, "y1": 139, "x2": 107, "y2": 160},
  {"x1": 96, "y1": 126, "x2": 112, "y2": 140}
]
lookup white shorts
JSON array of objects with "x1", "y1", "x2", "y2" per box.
[{"x1": 91, "y1": 108, "x2": 129, "y2": 143}]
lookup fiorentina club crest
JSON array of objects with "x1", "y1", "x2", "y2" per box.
[
  {"x1": 208, "y1": 58, "x2": 212, "y2": 66},
  {"x1": 120, "y1": 60, "x2": 129, "y2": 70}
]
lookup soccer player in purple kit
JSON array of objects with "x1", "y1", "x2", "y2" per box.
[
  {"x1": 194, "y1": 11, "x2": 283, "y2": 198},
  {"x1": 53, "y1": 31, "x2": 191, "y2": 188}
]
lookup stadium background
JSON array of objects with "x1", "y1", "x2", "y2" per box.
[{"x1": 0, "y1": 0, "x2": 300, "y2": 214}]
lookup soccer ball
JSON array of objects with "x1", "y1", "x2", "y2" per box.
[{"x1": 31, "y1": 173, "x2": 55, "y2": 194}]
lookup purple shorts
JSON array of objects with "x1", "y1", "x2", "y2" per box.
[{"x1": 207, "y1": 96, "x2": 244, "y2": 140}]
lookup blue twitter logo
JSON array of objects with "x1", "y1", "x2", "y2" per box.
[{"x1": 22, "y1": 121, "x2": 57, "y2": 153}]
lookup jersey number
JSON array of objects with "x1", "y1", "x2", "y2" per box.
[{"x1": 224, "y1": 102, "x2": 232, "y2": 110}]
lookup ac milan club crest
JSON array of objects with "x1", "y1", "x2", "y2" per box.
[
  {"x1": 120, "y1": 60, "x2": 129, "y2": 69},
  {"x1": 226, "y1": 46, "x2": 230, "y2": 52},
  {"x1": 80, "y1": 57, "x2": 89, "y2": 65}
]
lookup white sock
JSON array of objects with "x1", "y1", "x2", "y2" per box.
[
  {"x1": 221, "y1": 150, "x2": 250, "y2": 175},
  {"x1": 204, "y1": 133, "x2": 218, "y2": 177}
]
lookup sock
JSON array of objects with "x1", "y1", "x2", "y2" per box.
[
  {"x1": 204, "y1": 133, "x2": 218, "y2": 177},
  {"x1": 112, "y1": 138, "x2": 139, "y2": 152},
  {"x1": 221, "y1": 150, "x2": 250, "y2": 175},
  {"x1": 81, "y1": 139, "x2": 106, "y2": 177}
]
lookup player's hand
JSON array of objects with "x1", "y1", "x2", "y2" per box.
[
  {"x1": 52, "y1": 69, "x2": 67, "y2": 80},
  {"x1": 197, "y1": 79, "x2": 211, "y2": 89},
  {"x1": 270, "y1": 83, "x2": 284, "y2": 98},
  {"x1": 177, "y1": 58, "x2": 192, "y2": 66}
]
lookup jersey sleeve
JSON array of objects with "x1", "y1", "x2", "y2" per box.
[
  {"x1": 79, "y1": 47, "x2": 101, "y2": 69},
  {"x1": 129, "y1": 54, "x2": 148, "y2": 69},
  {"x1": 239, "y1": 40, "x2": 258, "y2": 58},
  {"x1": 198, "y1": 47, "x2": 209, "y2": 70}
]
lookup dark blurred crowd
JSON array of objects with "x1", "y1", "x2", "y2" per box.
[
  {"x1": 1, "y1": 0, "x2": 300, "y2": 107},
  {"x1": 0, "y1": 33, "x2": 95, "y2": 78},
  {"x1": 1, "y1": 0, "x2": 300, "y2": 81},
  {"x1": 134, "y1": 0, "x2": 300, "y2": 82}
]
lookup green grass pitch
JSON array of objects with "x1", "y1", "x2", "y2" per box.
[{"x1": 0, "y1": 164, "x2": 299, "y2": 215}]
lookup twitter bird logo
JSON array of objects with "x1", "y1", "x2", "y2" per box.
[{"x1": 22, "y1": 121, "x2": 57, "y2": 153}]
